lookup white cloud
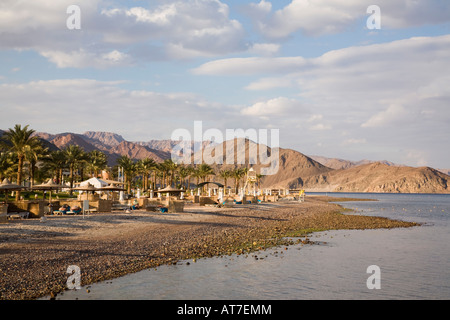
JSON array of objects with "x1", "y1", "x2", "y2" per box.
[
  {"x1": 361, "y1": 104, "x2": 408, "y2": 128},
  {"x1": 406, "y1": 150, "x2": 428, "y2": 167},
  {"x1": 308, "y1": 114, "x2": 323, "y2": 122},
  {"x1": 245, "y1": 77, "x2": 293, "y2": 91},
  {"x1": 247, "y1": 43, "x2": 281, "y2": 56},
  {"x1": 0, "y1": 79, "x2": 230, "y2": 140},
  {"x1": 0, "y1": 0, "x2": 246, "y2": 67},
  {"x1": 342, "y1": 138, "x2": 367, "y2": 146},
  {"x1": 192, "y1": 56, "x2": 308, "y2": 75},
  {"x1": 310, "y1": 123, "x2": 332, "y2": 131},
  {"x1": 194, "y1": 34, "x2": 450, "y2": 167},
  {"x1": 241, "y1": 97, "x2": 304, "y2": 117},
  {"x1": 250, "y1": 0, "x2": 272, "y2": 14},
  {"x1": 246, "y1": 0, "x2": 450, "y2": 39},
  {"x1": 40, "y1": 49, "x2": 132, "y2": 69},
  {"x1": 196, "y1": 35, "x2": 450, "y2": 109}
]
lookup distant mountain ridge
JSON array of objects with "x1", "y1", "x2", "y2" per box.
[
  {"x1": 32, "y1": 131, "x2": 168, "y2": 166},
  {"x1": 83, "y1": 131, "x2": 125, "y2": 149},
  {"x1": 299, "y1": 162, "x2": 449, "y2": 194},
  {"x1": 309, "y1": 155, "x2": 403, "y2": 170},
  {"x1": 2, "y1": 129, "x2": 447, "y2": 193}
]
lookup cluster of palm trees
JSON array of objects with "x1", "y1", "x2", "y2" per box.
[
  {"x1": 1, "y1": 125, "x2": 108, "y2": 199},
  {"x1": 117, "y1": 157, "x2": 218, "y2": 194},
  {"x1": 1, "y1": 124, "x2": 264, "y2": 200}
]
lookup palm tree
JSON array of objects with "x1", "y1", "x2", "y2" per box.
[
  {"x1": 63, "y1": 145, "x2": 86, "y2": 194},
  {"x1": 219, "y1": 169, "x2": 232, "y2": 188},
  {"x1": 24, "y1": 142, "x2": 49, "y2": 189},
  {"x1": 137, "y1": 158, "x2": 157, "y2": 192},
  {"x1": 158, "y1": 161, "x2": 170, "y2": 188},
  {"x1": 0, "y1": 152, "x2": 16, "y2": 181},
  {"x1": 117, "y1": 155, "x2": 136, "y2": 194},
  {"x1": 185, "y1": 166, "x2": 195, "y2": 190},
  {"x1": 43, "y1": 150, "x2": 67, "y2": 184},
  {"x1": 3, "y1": 124, "x2": 41, "y2": 200},
  {"x1": 163, "y1": 159, "x2": 178, "y2": 187},
  {"x1": 178, "y1": 166, "x2": 191, "y2": 189},
  {"x1": 196, "y1": 163, "x2": 215, "y2": 193},
  {"x1": 191, "y1": 167, "x2": 202, "y2": 190},
  {"x1": 232, "y1": 168, "x2": 246, "y2": 193},
  {"x1": 256, "y1": 173, "x2": 264, "y2": 189},
  {"x1": 197, "y1": 163, "x2": 215, "y2": 183},
  {"x1": 154, "y1": 168, "x2": 164, "y2": 190},
  {"x1": 86, "y1": 150, "x2": 108, "y2": 178}
]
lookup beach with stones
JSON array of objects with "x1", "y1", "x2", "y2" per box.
[{"x1": 0, "y1": 196, "x2": 418, "y2": 300}]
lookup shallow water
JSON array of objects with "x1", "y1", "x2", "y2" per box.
[{"x1": 49, "y1": 193, "x2": 450, "y2": 300}]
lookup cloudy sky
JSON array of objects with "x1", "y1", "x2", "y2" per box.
[{"x1": 1, "y1": 0, "x2": 449, "y2": 168}]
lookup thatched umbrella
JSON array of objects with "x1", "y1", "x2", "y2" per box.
[
  {"x1": 99, "y1": 185, "x2": 125, "y2": 192},
  {"x1": 0, "y1": 179, "x2": 24, "y2": 204},
  {"x1": 72, "y1": 183, "x2": 98, "y2": 194},
  {"x1": 99, "y1": 185, "x2": 125, "y2": 200},
  {"x1": 159, "y1": 186, "x2": 183, "y2": 193},
  {"x1": 158, "y1": 186, "x2": 184, "y2": 199},
  {"x1": 32, "y1": 179, "x2": 67, "y2": 203}
]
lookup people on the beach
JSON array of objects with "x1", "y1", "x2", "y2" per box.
[
  {"x1": 58, "y1": 204, "x2": 70, "y2": 214},
  {"x1": 131, "y1": 199, "x2": 140, "y2": 210},
  {"x1": 72, "y1": 206, "x2": 82, "y2": 214}
]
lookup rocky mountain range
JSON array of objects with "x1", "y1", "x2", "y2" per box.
[
  {"x1": 308, "y1": 155, "x2": 402, "y2": 170},
  {"x1": 1, "y1": 129, "x2": 448, "y2": 193}
]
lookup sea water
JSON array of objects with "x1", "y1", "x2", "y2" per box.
[{"x1": 50, "y1": 193, "x2": 450, "y2": 300}]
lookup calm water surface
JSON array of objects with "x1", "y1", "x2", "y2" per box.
[{"x1": 51, "y1": 193, "x2": 450, "y2": 300}]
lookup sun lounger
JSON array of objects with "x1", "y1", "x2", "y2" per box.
[
  {"x1": 7, "y1": 212, "x2": 29, "y2": 220},
  {"x1": 112, "y1": 203, "x2": 130, "y2": 211}
]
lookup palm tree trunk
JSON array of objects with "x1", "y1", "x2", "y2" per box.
[
  {"x1": 15, "y1": 155, "x2": 24, "y2": 201},
  {"x1": 30, "y1": 162, "x2": 36, "y2": 189},
  {"x1": 58, "y1": 168, "x2": 63, "y2": 185},
  {"x1": 69, "y1": 165, "x2": 74, "y2": 195},
  {"x1": 125, "y1": 173, "x2": 131, "y2": 194}
]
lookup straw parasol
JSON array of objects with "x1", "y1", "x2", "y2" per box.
[
  {"x1": 73, "y1": 183, "x2": 98, "y2": 194},
  {"x1": 158, "y1": 186, "x2": 184, "y2": 199},
  {"x1": 99, "y1": 185, "x2": 125, "y2": 191},
  {"x1": 0, "y1": 179, "x2": 24, "y2": 204},
  {"x1": 158, "y1": 186, "x2": 184, "y2": 193},
  {"x1": 99, "y1": 184, "x2": 125, "y2": 200},
  {"x1": 32, "y1": 179, "x2": 67, "y2": 202}
]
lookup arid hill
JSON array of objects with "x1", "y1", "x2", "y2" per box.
[
  {"x1": 186, "y1": 138, "x2": 331, "y2": 188},
  {"x1": 33, "y1": 131, "x2": 169, "y2": 165},
  {"x1": 109, "y1": 141, "x2": 169, "y2": 163},
  {"x1": 137, "y1": 140, "x2": 214, "y2": 155},
  {"x1": 41, "y1": 133, "x2": 99, "y2": 153},
  {"x1": 298, "y1": 162, "x2": 449, "y2": 193},
  {"x1": 83, "y1": 131, "x2": 125, "y2": 150},
  {"x1": 309, "y1": 155, "x2": 402, "y2": 170}
]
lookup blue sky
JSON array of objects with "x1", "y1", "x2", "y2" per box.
[{"x1": 1, "y1": 0, "x2": 450, "y2": 169}]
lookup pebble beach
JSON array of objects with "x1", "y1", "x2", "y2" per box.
[{"x1": 0, "y1": 196, "x2": 419, "y2": 300}]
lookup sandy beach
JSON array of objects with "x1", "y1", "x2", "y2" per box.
[{"x1": 0, "y1": 196, "x2": 418, "y2": 300}]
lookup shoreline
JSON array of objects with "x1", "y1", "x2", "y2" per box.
[{"x1": 0, "y1": 197, "x2": 419, "y2": 300}]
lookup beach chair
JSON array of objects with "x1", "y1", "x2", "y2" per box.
[{"x1": 7, "y1": 212, "x2": 29, "y2": 220}]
